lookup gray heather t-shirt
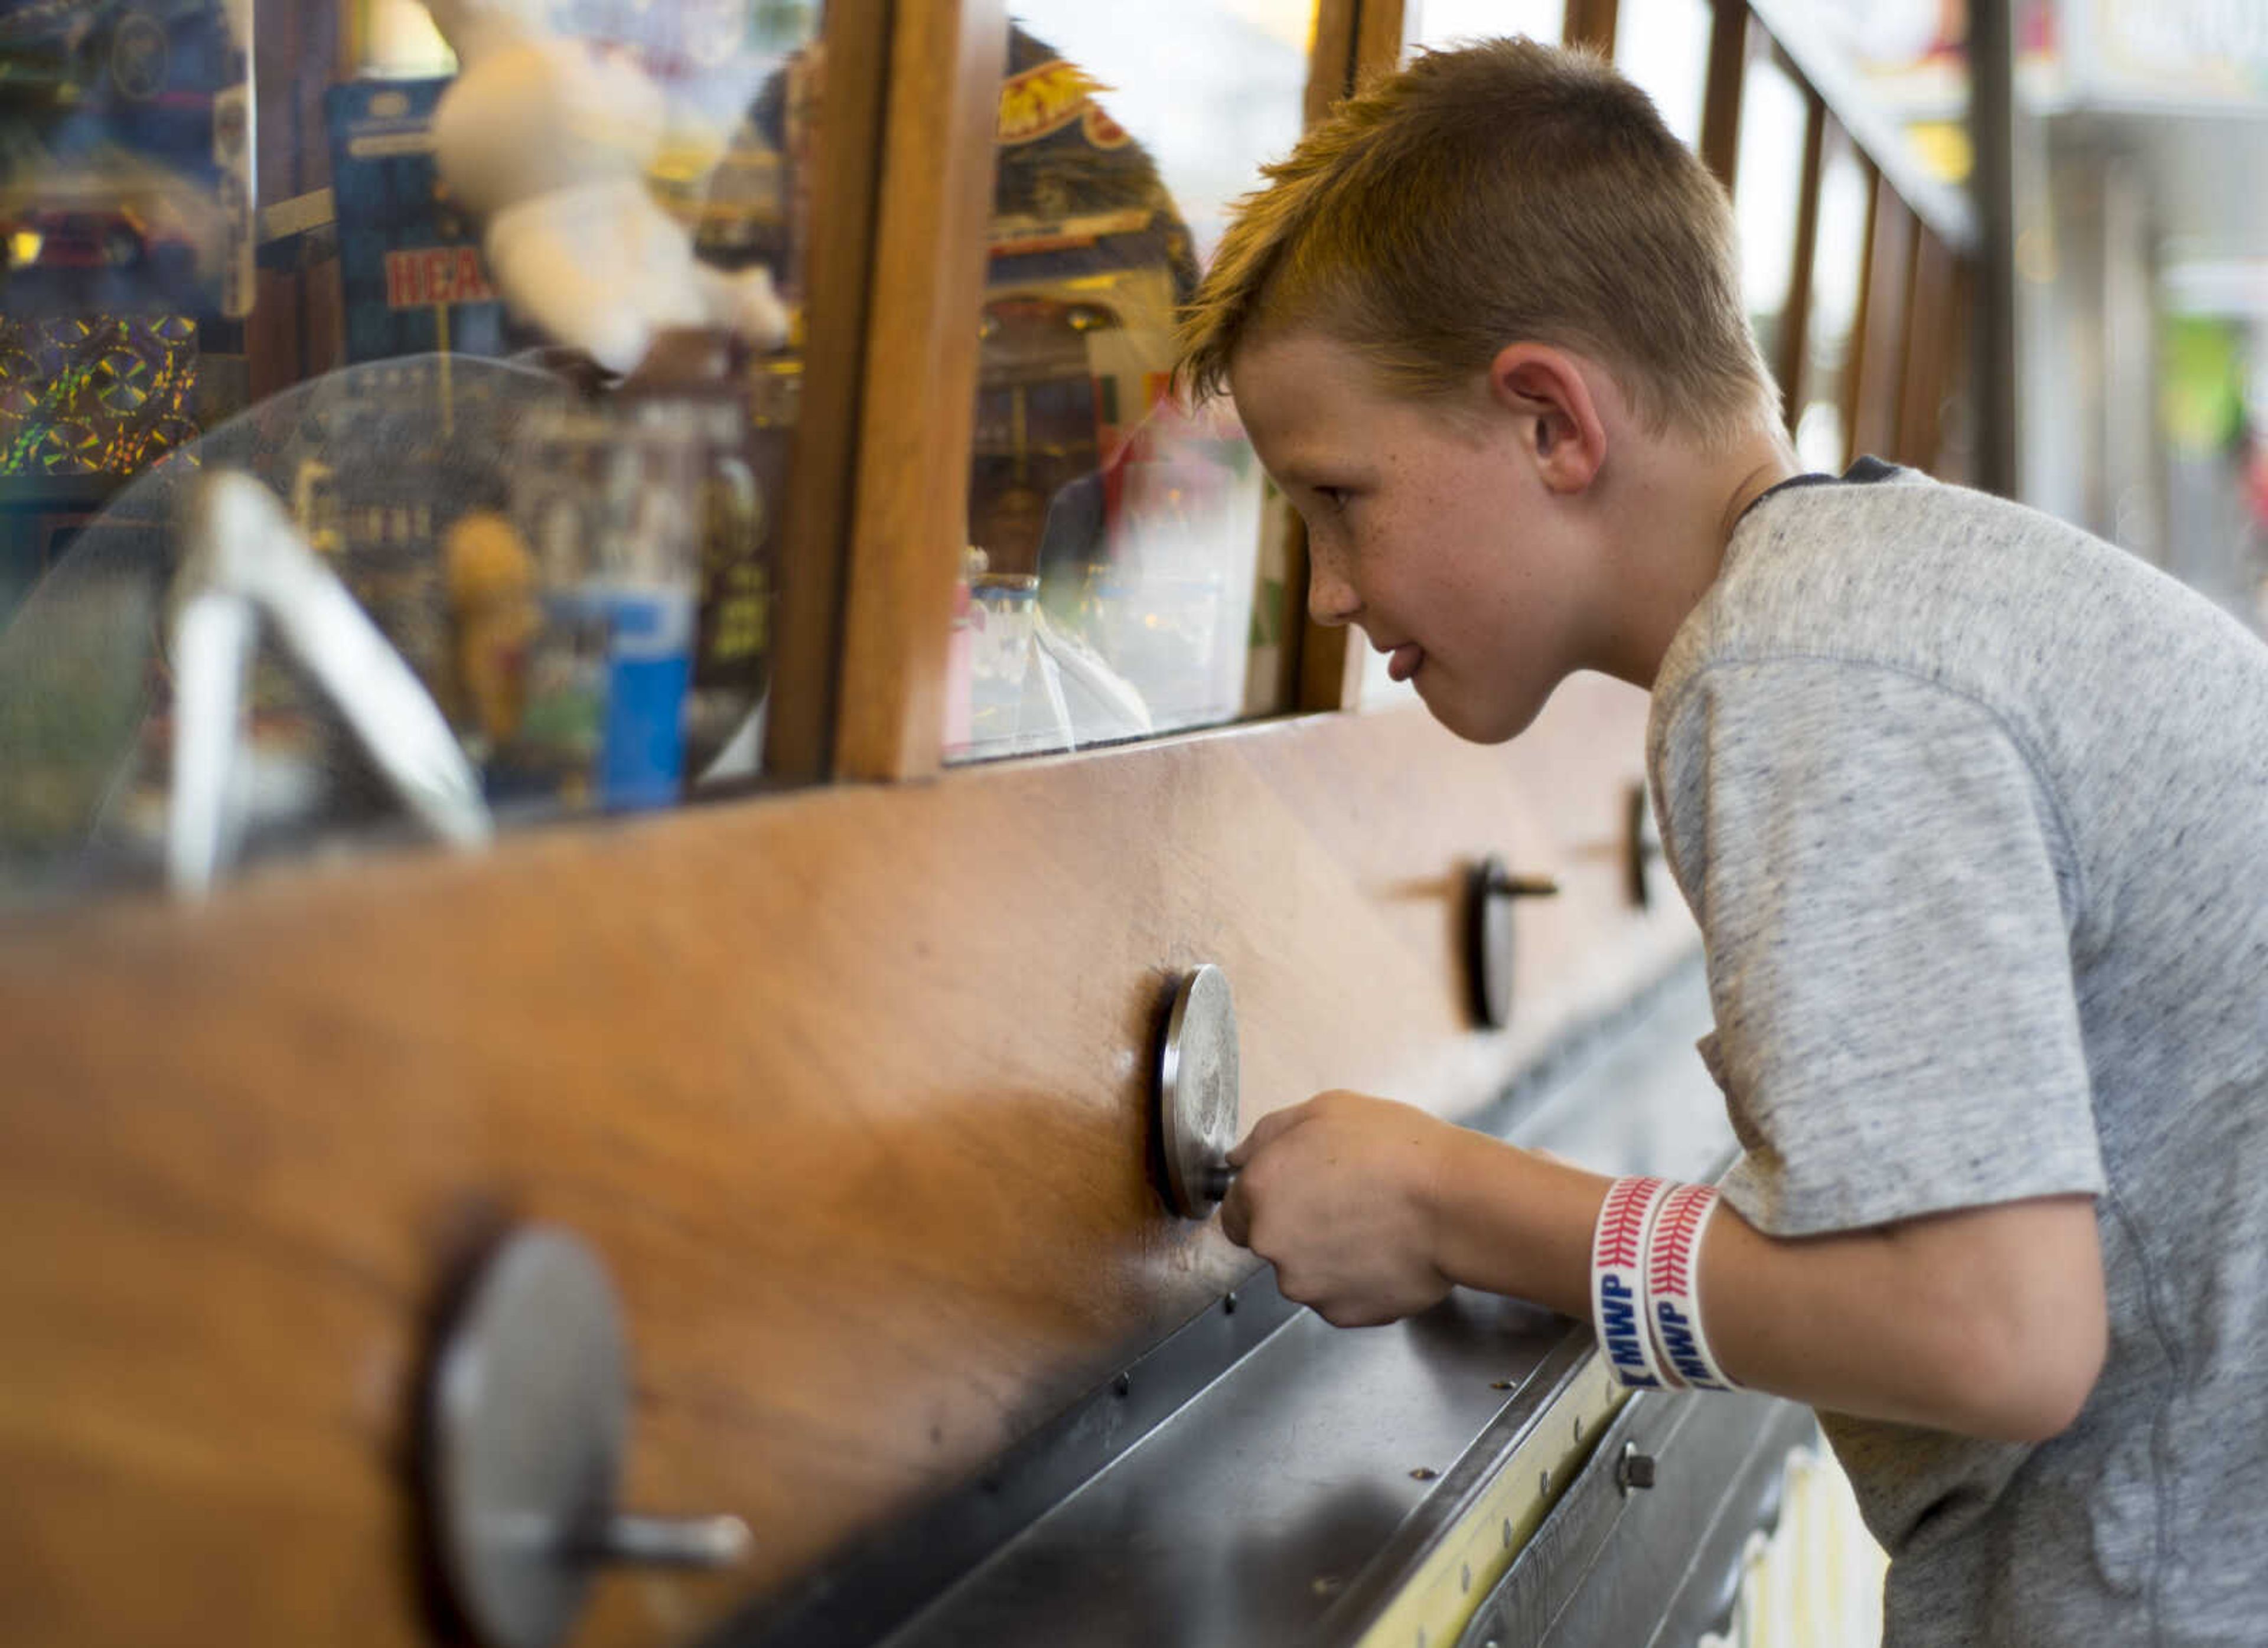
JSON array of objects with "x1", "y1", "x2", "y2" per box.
[{"x1": 1646, "y1": 462, "x2": 2268, "y2": 1647}]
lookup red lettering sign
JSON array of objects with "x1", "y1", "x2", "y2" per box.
[{"x1": 383, "y1": 246, "x2": 497, "y2": 309}]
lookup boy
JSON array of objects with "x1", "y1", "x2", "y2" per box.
[{"x1": 1183, "y1": 38, "x2": 2268, "y2": 1647}]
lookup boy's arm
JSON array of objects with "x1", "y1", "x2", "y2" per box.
[{"x1": 1224, "y1": 1093, "x2": 2109, "y2": 1444}]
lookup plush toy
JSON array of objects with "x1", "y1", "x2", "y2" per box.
[{"x1": 419, "y1": 0, "x2": 790, "y2": 375}]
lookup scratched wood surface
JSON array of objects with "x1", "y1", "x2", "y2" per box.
[{"x1": 0, "y1": 680, "x2": 1693, "y2": 1646}]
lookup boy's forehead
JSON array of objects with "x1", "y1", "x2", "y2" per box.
[{"x1": 1227, "y1": 328, "x2": 1376, "y2": 448}]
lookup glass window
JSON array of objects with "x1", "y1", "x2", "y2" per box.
[
  {"x1": 1407, "y1": 0, "x2": 1565, "y2": 50},
  {"x1": 946, "y1": 5, "x2": 1314, "y2": 762},
  {"x1": 1735, "y1": 41, "x2": 1809, "y2": 397},
  {"x1": 1796, "y1": 125, "x2": 1871, "y2": 473},
  {"x1": 2, "y1": 1, "x2": 826, "y2": 905},
  {"x1": 1612, "y1": 0, "x2": 1713, "y2": 151}
]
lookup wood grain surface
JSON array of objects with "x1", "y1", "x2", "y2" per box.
[
  {"x1": 1775, "y1": 89, "x2": 1827, "y2": 431},
  {"x1": 761, "y1": 0, "x2": 892, "y2": 786},
  {"x1": 0, "y1": 682, "x2": 1693, "y2": 1646},
  {"x1": 1849, "y1": 174, "x2": 1915, "y2": 466},
  {"x1": 830, "y1": 0, "x2": 1008, "y2": 782}
]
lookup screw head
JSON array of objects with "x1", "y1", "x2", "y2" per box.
[{"x1": 1616, "y1": 1442, "x2": 1657, "y2": 1493}]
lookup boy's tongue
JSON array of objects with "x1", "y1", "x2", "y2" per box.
[{"x1": 1389, "y1": 642, "x2": 1424, "y2": 682}]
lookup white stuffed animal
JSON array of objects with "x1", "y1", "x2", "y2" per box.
[{"x1": 421, "y1": 0, "x2": 790, "y2": 374}]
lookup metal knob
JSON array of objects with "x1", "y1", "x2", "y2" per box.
[
  {"x1": 426, "y1": 1228, "x2": 750, "y2": 1648},
  {"x1": 1466, "y1": 853, "x2": 1560, "y2": 1030},
  {"x1": 1155, "y1": 963, "x2": 1241, "y2": 1219},
  {"x1": 1625, "y1": 782, "x2": 1665, "y2": 910}
]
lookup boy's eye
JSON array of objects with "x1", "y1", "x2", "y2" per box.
[{"x1": 1314, "y1": 485, "x2": 1349, "y2": 509}]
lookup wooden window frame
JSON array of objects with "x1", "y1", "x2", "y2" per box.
[{"x1": 787, "y1": 0, "x2": 1996, "y2": 787}]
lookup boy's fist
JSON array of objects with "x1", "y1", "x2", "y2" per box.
[{"x1": 1220, "y1": 1091, "x2": 1458, "y2": 1327}]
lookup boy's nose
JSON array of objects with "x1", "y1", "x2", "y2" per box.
[{"x1": 1307, "y1": 564, "x2": 1360, "y2": 628}]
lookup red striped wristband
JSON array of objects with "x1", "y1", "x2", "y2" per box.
[
  {"x1": 1647, "y1": 1182, "x2": 1740, "y2": 1392},
  {"x1": 1591, "y1": 1174, "x2": 1678, "y2": 1391}
]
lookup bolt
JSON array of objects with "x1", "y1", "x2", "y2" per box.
[
  {"x1": 1490, "y1": 1379, "x2": 1514, "y2": 1391},
  {"x1": 1410, "y1": 1466, "x2": 1438, "y2": 1481},
  {"x1": 1617, "y1": 1442, "x2": 1657, "y2": 1493},
  {"x1": 1112, "y1": 1373, "x2": 1130, "y2": 1397},
  {"x1": 1485, "y1": 867, "x2": 1560, "y2": 899}
]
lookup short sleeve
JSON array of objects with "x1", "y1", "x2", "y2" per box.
[{"x1": 1652, "y1": 658, "x2": 2103, "y2": 1236}]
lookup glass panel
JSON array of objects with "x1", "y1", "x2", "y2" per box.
[
  {"x1": 1735, "y1": 40, "x2": 1808, "y2": 395},
  {"x1": 1407, "y1": 0, "x2": 1565, "y2": 50},
  {"x1": 1612, "y1": 0, "x2": 1712, "y2": 151},
  {"x1": 2, "y1": 1, "x2": 826, "y2": 906},
  {"x1": 1795, "y1": 125, "x2": 1870, "y2": 473},
  {"x1": 947, "y1": 6, "x2": 1314, "y2": 763}
]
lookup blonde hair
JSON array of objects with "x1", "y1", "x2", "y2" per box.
[{"x1": 1177, "y1": 38, "x2": 1780, "y2": 445}]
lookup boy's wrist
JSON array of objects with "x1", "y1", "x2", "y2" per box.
[
  {"x1": 1427, "y1": 1131, "x2": 1603, "y2": 1319},
  {"x1": 1418, "y1": 1123, "x2": 1477, "y2": 1288}
]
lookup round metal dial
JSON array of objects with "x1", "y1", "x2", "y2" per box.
[
  {"x1": 429, "y1": 1228, "x2": 628, "y2": 1648},
  {"x1": 1158, "y1": 962, "x2": 1241, "y2": 1219},
  {"x1": 1468, "y1": 854, "x2": 1516, "y2": 1030}
]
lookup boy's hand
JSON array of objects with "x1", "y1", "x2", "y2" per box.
[{"x1": 1219, "y1": 1091, "x2": 1458, "y2": 1327}]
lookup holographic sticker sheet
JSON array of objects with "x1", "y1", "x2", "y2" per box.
[{"x1": 0, "y1": 313, "x2": 200, "y2": 478}]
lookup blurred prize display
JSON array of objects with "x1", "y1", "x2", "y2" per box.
[
  {"x1": 0, "y1": 0, "x2": 256, "y2": 321},
  {"x1": 0, "y1": 336, "x2": 780, "y2": 903}
]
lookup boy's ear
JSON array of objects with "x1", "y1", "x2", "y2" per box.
[{"x1": 1485, "y1": 344, "x2": 1606, "y2": 495}]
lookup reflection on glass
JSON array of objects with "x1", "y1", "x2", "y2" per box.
[
  {"x1": 1, "y1": 2, "x2": 825, "y2": 903},
  {"x1": 1409, "y1": 0, "x2": 1565, "y2": 50},
  {"x1": 1735, "y1": 44, "x2": 1807, "y2": 385},
  {"x1": 1797, "y1": 127, "x2": 1871, "y2": 473},
  {"x1": 947, "y1": 5, "x2": 1312, "y2": 762},
  {"x1": 1613, "y1": 0, "x2": 1713, "y2": 150}
]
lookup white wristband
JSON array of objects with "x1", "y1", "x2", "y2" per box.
[
  {"x1": 1647, "y1": 1182, "x2": 1740, "y2": 1392},
  {"x1": 1591, "y1": 1174, "x2": 1678, "y2": 1391}
]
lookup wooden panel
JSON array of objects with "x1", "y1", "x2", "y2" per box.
[
  {"x1": 1847, "y1": 174, "x2": 1913, "y2": 465},
  {"x1": 1309, "y1": 0, "x2": 1363, "y2": 122},
  {"x1": 1357, "y1": 0, "x2": 1411, "y2": 87},
  {"x1": 1696, "y1": 0, "x2": 1747, "y2": 194},
  {"x1": 1775, "y1": 87, "x2": 1826, "y2": 430},
  {"x1": 1895, "y1": 228, "x2": 1956, "y2": 470},
  {"x1": 761, "y1": 0, "x2": 893, "y2": 785},
  {"x1": 830, "y1": 0, "x2": 1008, "y2": 782},
  {"x1": 1562, "y1": 0, "x2": 1618, "y2": 53},
  {"x1": 1834, "y1": 158, "x2": 1879, "y2": 471},
  {"x1": 1935, "y1": 256, "x2": 1978, "y2": 485},
  {"x1": 0, "y1": 684, "x2": 1693, "y2": 1647}
]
